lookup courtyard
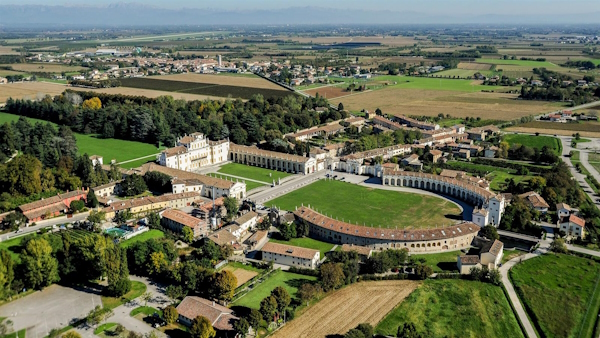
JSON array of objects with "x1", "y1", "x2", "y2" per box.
[{"x1": 267, "y1": 180, "x2": 463, "y2": 229}]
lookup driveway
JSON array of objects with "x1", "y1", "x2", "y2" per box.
[{"x1": 0, "y1": 284, "x2": 101, "y2": 338}]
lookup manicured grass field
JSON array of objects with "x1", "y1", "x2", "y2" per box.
[
  {"x1": 487, "y1": 170, "x2": 532, "y2": 192},
  {"x1": 410, "y1": 251, "x2": 461, "y2": 273},
  {"x1": 510, "y1": 253, "x2": 600, "y2": 338},
  {"x1": 0, "y1": 112, "x2": 162, "y2": 163},
  {"x1": 118, "y1": 156, "x2": 157, "y2": 170},
  {"x1": 269, "y1": 237, "x2": 335, "y2": 258},
  {"x1": 375, "y1": 279, "x2": 524, "y2": 338},
  {"x1": 232, "y1": 270, "x2": 317, "y2": 309},
  {"x1": 94, "y1": 323, "x2": 118, "y2": 335},
  {"x1": 3, "y1": 329, "x2": 26, "y2": 338},
  {"x1": 573, "y1": 138, "x2": 591, "y2": 144},
  {"x1": 475, "y1": 58, "x2": 556, "y2": 68},
  {"x1": 434, "y1": 68, "x2": 480, "y2": 78},
  {"x1": 130, "y1": 306, "x2": 161, "y2": 317},
  {"x1": 217, "y1": 163, "x2": 292, "y2": 183},
  {"x1": 444, "y1": 160, "x2": 533, "y2": 191},
  {"x1": 207, "y1": 173, "x2": 266, "y2": 191},
  {"x1": 503, "y1": 133, "x2": 562, "y2": 155},
  {"x1": 119, "y1": 230, "x2": 165, "y2": 249},
  {"x1": 374, "y1": 75, "x2": 489, "y2": 92},
  {"x1": 268, "y1": 180, "x2": 462, "y2": 229},
  {"x1": 101, "y1": 281, "x2": 147, "y2": 310},
  {"x1": 0, "y1": 234, "x2": 33, "y2": 262}
]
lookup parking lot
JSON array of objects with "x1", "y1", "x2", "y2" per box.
[{"x1": 0, "y1": 285, "x2": 101, "y2": 338}]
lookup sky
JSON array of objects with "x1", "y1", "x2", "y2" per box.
[{"x1": 7, "y1": 0, "x2": 600, "y2": 16}]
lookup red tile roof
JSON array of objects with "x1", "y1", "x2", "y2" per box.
[
  {"x1": 262, "y1": 242, "x2": 319, "y2": 260},
  {"x1": 568, "y1": 214, "x2": 585, "y2": 228},
  {"x1": 176, "y1": 296, "x2": 237, "y2": 331}
]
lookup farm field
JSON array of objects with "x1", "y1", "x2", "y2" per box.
[
  {"x1": 331, "y1": 87, "x2": 560, "y2": 120},
  {"x1": 510, "y1": 253, "x2": 600, "y2": 338},
  {"x1": 151, "y1": 73, "x2": 284, "y2": 90},
  {"x1": 410, "y1": 250, "x2": 461, "y2": 273},
  {"x1": 0, "y1": 112, "x2": 163, "y2": 163},
  {"x1": 267, "y1": 180, "x2": 462, "y2": 229},
  {"x1": 503, "y1": 134, "x2": 562, "y2": 154},
  {"x1": 272, "y1": 280, "x2": 419, "y2": 338},
  {"x1": 434, "y1": 68, "x2": 483, "y2": 78},
  {"x1": 0, "y1": 63, "x2": 88, "y2": 73},
  {"x1": 268, "y1": 237, "x2": 335, "y2": 258},
  {"x1": 506, "y1": 121, "x2": 600, "y2": 138},
  {"x1": 0, "y1": 82, "x2": 68, "y2": 103},
  {"x1": 119, "y1": 77, "x2": 294, "y2": 100},
  {"x1": 222, "y1": 262, "x2": 262, "y2": 287},
  {"x1": 217, "y1": 163, "x2": 293, "y2": 183},
  {"x1": 375, "y1": 279, "x2": 524, "y2": 338},
  {"x1": 457, "y1": 62, "x2": 493, "y2": 70},
  {"x1": 0, "y1": 46, "x2": 20, "y2": 55},
  {"x1": 119, "y1": 230, "x2": 165, "y2": 249},
  {"x1": 283, "y1": 35, "x2": 417, "y2": 46},
  {"x1": 303, "y1": 86, "x2": 347, "y2": 99},
  {"x1": 232, "y1": 270, "x2": 317, "y2": 309},
  {"x1": 475, "y1": 58, "x2": 556, "y2": 68}
]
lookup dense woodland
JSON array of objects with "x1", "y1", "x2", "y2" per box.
[{"x1": 4, "y1": 91, "x2": 336, "y2": 148}]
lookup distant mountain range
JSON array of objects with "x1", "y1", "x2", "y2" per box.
[{"x1": 0, "y1": 3, "x2": 599, "y2": 27}]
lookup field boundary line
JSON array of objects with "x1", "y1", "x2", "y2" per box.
[
  {"x1": 577, "y1": 268, "x2": 600, "y2": 338},
  {"x1": 116, "y1": 153, "x2": 160, "y2": 165}
]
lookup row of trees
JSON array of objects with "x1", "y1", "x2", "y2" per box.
[{"x1": 4, "y1": 91, "x2": 336, "y2": 148}]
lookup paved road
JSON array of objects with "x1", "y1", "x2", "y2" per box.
[
  {"x1": 0, "y1": 212, "x2": 89, "y2": 241},
  {"x1": 558, "y1": 135, "x2": 600, "y2": 210},
  {"x1": 250, "y1": 171, "x2": 327, "y2": 205}
]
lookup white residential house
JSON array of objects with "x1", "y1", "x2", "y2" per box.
[
  {"x1": 261, "y1": 242, "x2": 320, "y2": 269},
  {"x1": 560, "y1": 214, "x2": 586, "y2": 239},
  {"x1": 557, "y1": 203, "x2": 571, "y2": 218},
  {"x1": 233, "y1": 211, "x2": 258, "y2": 232}
]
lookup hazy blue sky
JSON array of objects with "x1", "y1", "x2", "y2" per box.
[{"x1": 10, "y1": 0, "x2": 600, "y2": 15}]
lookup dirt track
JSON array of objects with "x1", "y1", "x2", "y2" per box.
[{"x1": 272, "y1": 280, "x2": 419, "y2": 338}]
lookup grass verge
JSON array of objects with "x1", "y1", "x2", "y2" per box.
[{"x1": 101, "y1": 281, "x2": 147, "y2": 310}]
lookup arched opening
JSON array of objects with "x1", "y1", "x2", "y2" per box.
[
  {"x1": 391, "y1": 178, "x2": 395, "y2": 186},
  {"x1": 420, "y1": 181, "x2": 424, "y2": 189},
  {"x1": 384, "y1": 179, "x2": 389, "y2": 185},
  {"x1": 426, "y1": 182, "x2": 431, "y2": 190},
  {"x1": 403, "y1": 179, "x2": 407, "y2": 186}
]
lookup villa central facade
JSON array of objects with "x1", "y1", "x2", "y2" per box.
[{"x1": 158, "y1": 133, "x2": 229, "y2": 171}]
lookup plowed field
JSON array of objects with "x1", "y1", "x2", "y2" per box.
[{"x1": 271, "y1": 280, "x2": 419, "y2": 338}]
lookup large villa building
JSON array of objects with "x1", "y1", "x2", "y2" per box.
[
  {"x1": 229, "y1": 144, "x2": 319, "y2": 175},
  {"x1": 158, "y1": 133, "x2": 229, "y2": 171}
]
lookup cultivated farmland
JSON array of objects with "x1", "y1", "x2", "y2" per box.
[
  {"x1": 267, "y1": 180, "x2": 462, "y2": 229},
  {"x1": 303, "y1": 86, "x2": 347, "y2": 99},
  {"x1": 0, "y1": 63, "x2": 87, "y2": 73},
  {"x1": 119, "y1": 77, "x2": 294, "y2": 100},
  {"x1": 0, "y1": 82, "x2": 68, "y2": 103},
  {"x1": 70, "y1": 86, "x2": 225, "y2": 101},
  {"x1": 151, "y1": 73, "x2": 284, "y2": 90},
  {"x1": 506, "y1": 121, "x2": 600, "y2": 138},
  {"x1": 272, "y1": 280, "x2": 419, "y2": 338},
  {"x1": 457, "y1": 62, "x2": 493, "y2": 70}
]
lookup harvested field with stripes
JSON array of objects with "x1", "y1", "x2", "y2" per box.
[
  {"x1": 151, "y1": 73, "x2": 285, "y2": 90},
  {"x1": 457, "y1": 62, "x2": 493, "y2": 70},
  {"x1": 271, "y1": 280, "x2": 419, "y2": 338}
]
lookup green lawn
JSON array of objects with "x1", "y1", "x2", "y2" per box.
[
  {"x1": 375, "y1": 279, "x2": 524, "y2": 338},
  {"x1": 268, "y1": 237, "x2": 335, "y2": 258},
  {"x1": 207, "y1": 173, "x2": 266, "y2": 191},
  {"x1": 267, "y1": 180, "x2": 462, "y2": 229},
  {"x1": 589, "y1": 153, "x2": 600, "y2": 175},
  {"x1": 0, "y1": 112, "x2": 162, "y2": 163},
  {"x1": 101, "y1": 281, "x2": 147, "y2": 310},
  {"x1": 510, "y1": 253, "x2": 600, "y2": 338},
  {"x1": 573, "y1": 138, "x2": 591, "y2": 144},
  {"x1": 130, "y1": 306, "x2": 161, "y2": 317},
  {"x1": 217, "y1": 163, "x2": 292, "y2": 184},
  {"x1": 410, "y1": 251, "x2": 461, "y2": 273},
  {"x1": 3, "y1": 329, "x2": 26, "y2": 338},
  {"x1": 476, "y1": 58, "x2": 556, "y2": 68},
  {"x1": 232, "y1": 270, "x2": 317, "y2": 309},
  {"x1": 119, "y1": 230, "x2": 165, "y2": 249},
  {"x1": 503, "y1": 134, "x2": 562, "y2": 155},
  {"x1": 118, "y1": 156, "x2": 157, "y2": 170},
  {"x1": 94, "y1": 323, "x2": 118, "y2": 335},
  {"x1": 0, "y1": 235, "x2": 32, "y2": 262},
  {"x1": 434, "y1": 68, "x2": 480, "y2": 78},
  {"x1": 488, "y1": 171, "x2": 532, "y2": 192}
]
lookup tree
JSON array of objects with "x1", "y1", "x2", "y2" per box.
[
  {"x1": 182, "y1": 226, "x2": 195, "y2": 243},
  {"x1": 414, "y1": 264, "x2": 433, "y2": 280},
  {"x1": 0, "y1": 250, "x2": 14, "y2": 299},
  {"x1": 141, "y1": 292, "x2": 153, "y2": 307},
  {"x1": 233, "y1": 318, "x2": 250, "y2": 338},
  {"x1": 22, "y1": 238, "x2": 59, "y2": 289},
  {"x1": 550, "y1": 238, "x2": 568, "y2": 253},
  {"x1": 163, "y1": 305, "x2": 178, "y2": 324},
  {"x1": 320, "y1": 262, "x2": 345, "y2": 291},
  {"x1": 355, "y1": 323, "x2": 373, "y2": 337},
  {"x1": 247, "y1": 309, "x2": 262, "y2": 330},
  {"x1": 62, "y1": 331, "x2": 82, "y2": 338},
  {"x1": 338, "y1": 102, "x2": 344, "y2": 111},
  {"x1": 223, "y1": 197, "x2": 238, "y2": 221},
  {"x1": 88, "y1": 210, "x2": 106, "y2": 225},
  {"x1": 190, "y1": 315, "x2": 216, "y2": 338},
  {"x1": 271, "y1": 286, "x2": 291, "y2": 313},
  {"x1": 122, "y1": 174, "x2": 147, "y2": 197},
  {"x1": 70, "y1": 199, "x2": 85, "y2": 213},
  {"x1": 488, "y1": 268, "x2": 502, "y2": 286},
  {"x1": 259, "y1": 296, "x2": 278, "y2": 321},
  {"x1": 147, "y1": 251, "x2": 166, "y2": 275},
  {"x1": 529, "y1": 176, "x2": 547, "y2": 193},
  {"x1": 210, "y1": 270, "x2": 237, "y2": 301},
  {"x1": 498, "y1": 141, "x2": 510, "y2": 158},
  {"x1": 1, "y1": 212, "x2": 26, "y2": 231},
  {"x1": 82, "y1": 97, "x2": 102, "y2": 110},
  {"x1": 481, "y1": 225, "x2": 499, "y2": 240},
  {"x1": 397, "y1": 322, "x2": 423, "y2": 338},
  {"x1": 344, "y1": 329, "x2": 365, "y2": 338},
  {"x1": 297, "y1": 283, "x2": 322, "y2": 306},
  {"x1": 87, "y1": 189, "x2": 99, "y2": 208},
  {"x1": 86, "y1": 306, "x2": 113, "y2": 326}
]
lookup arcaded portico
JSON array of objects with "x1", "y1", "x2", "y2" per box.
[{"x1": 229, "y1": 143, "x2": 317, "y2": 174}]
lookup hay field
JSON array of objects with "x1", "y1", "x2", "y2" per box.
[
  {"x1": 272, "y1": 280, "x2": 419, "y2": 338},
  {"x1": 284, "y1": 36, "x2": 417, "y2": 46},
  {"x1": 70, "y1": 86, "x2": 227, "y2": 101},
  {"x1": 223, "y1": 266, "x2": 258, "y2": 287},
  {"x1": 0, "y1": 63, "x2": 87, "y2": 73},
  {"x1": 0, "y1": 82, "x2": 68, "y2": 102},
  {"x1": 0, "y1": 46, "x2": 20, "y2": 55},
  {"x1": 303, "y1": 86, "x2": 347, "y2": 99},
  {"x1": 458, "y1": 62, "x2": 493, "y2": 70},
  {"x1": 330, "y1": 88, "x2": 558, "y2": 120},
  {"x1": 151, "y1": 73, "x2": 285, "y2": 90}
]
